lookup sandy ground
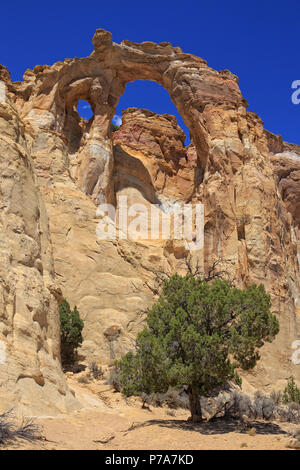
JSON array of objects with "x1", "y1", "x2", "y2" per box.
[{"x1": 2, "y1": 377, "x2": 299, "y2": 451}]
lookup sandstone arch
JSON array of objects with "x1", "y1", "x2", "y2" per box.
[
  {"x1": 2, "y1": 29, "x2": 299, "y2": 395},
  {"x1": 17, "y1": 28, "x2": 243, "y2": 205}
]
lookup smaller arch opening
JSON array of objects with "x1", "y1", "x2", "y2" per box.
[
  {"x1": 111, "y1": 114, "x2": 122, "y2": 132},
  {"x1": 77, "y1": 100, "x2": 93, "y2": 121},
  {"x1": 64, "y1": 99, "x2": 94, "y2": 154}
]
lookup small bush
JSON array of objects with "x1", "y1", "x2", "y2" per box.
[
  {"x1": 253, "y1": 396, "x2": 275, "y2": 420},
  {"x1": 59, "y1": 298, "x2": 84, "y2": 366},
  {"x1": 286, "y1": 403, "x2": 300, "y2": 422},
  {"x1": 106, "y1": 368, "x2": 122, "y2": 392},
  {"x1": 147, "y1": 393, "x2": 164, "y2": 407},
  {"x1": 162, "y1": 389, "x2": 189, "y2": 409},
  {"x1": 254, "y1": 390, "x2": 263, "y2": 399},
  {"x1": 138, "y1": 389, "x2": 190, "y2": 410},
  {"x1": 282, "y1": 377, "x2": 300, "y2": 405},
  {"x1": 0, "y1": 409, "x2": 41, "y2": 445},
  {"x1": 269, "y1": 390, "x2": 282, "y2": 404},
  {"x1": 230, "y1": 391, "x2": 253, "y2": 419},
  {"x1": 88, "y1": 362, "x2": 103, "y2": 379}
]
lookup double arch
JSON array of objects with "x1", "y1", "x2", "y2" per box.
[{"x1": 21, "y1": 28, "x2": 243, "y2": 203}]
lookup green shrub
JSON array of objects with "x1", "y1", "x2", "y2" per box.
[
  {"x1": 88, "y1": 362, "x2": 103, "y2": 379},
  {"x1": 59, "y1": 298, "x2": 84, "y2": 366},
  {"x1": 116, "y1": 274, "x2": 279, "y2": 422},
  {"x1": 282, "y1": 377, "x2": 300, "y2": 405}
]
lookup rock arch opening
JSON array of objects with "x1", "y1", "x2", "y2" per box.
[
  {"x1": 114, "y1": 80, "x2": 191, "y2": 146},
  {"x1": 77, "y1": 99, "x2": 93, "y2": 121}
]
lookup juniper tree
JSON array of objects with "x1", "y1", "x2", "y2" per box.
[
  {"x1": 282, "y1": 377, "x2": 300, "y2": 405},
  {"x1": 116, "y1": 274, "x2": 279, "y2": 422},
  {"x1": 59, "y1": 298, "x2": 84, "y2": 366}
]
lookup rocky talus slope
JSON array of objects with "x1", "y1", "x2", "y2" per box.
[{"x1": 0, "y1": 29, "x2": 299, "y2": 413}]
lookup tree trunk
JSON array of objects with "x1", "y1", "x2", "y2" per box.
[{"x1": 188, "y1": 386, "x2": 202, "y2": 422}]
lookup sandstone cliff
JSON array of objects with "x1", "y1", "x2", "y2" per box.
[
  {"x1": 0, "y1": 66, "x2": 79, "y2": 414},
  {"x1": 0, "y1": 29, "x2": 299, "y2": 413}
]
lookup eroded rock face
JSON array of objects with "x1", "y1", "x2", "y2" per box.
[
  {"x1": 0, "y1": 67, "x2": 79, "y2": 415},
  {"x1": 271, "y1": 142, "x2": 300, "y2": 291},
  {"x1": 271, "y1": 144, "x2": 300, "y2": 227},
  {"x1": 112, "y1": 108, "x2": 197, "y2": 203},
  {"x1": 0, "y1": 29, "x2": 300, "y2": 403}
]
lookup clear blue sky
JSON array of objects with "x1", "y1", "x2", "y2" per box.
[{"x1": 1, "y1": 0, "x2": 299, "y2": 145}]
